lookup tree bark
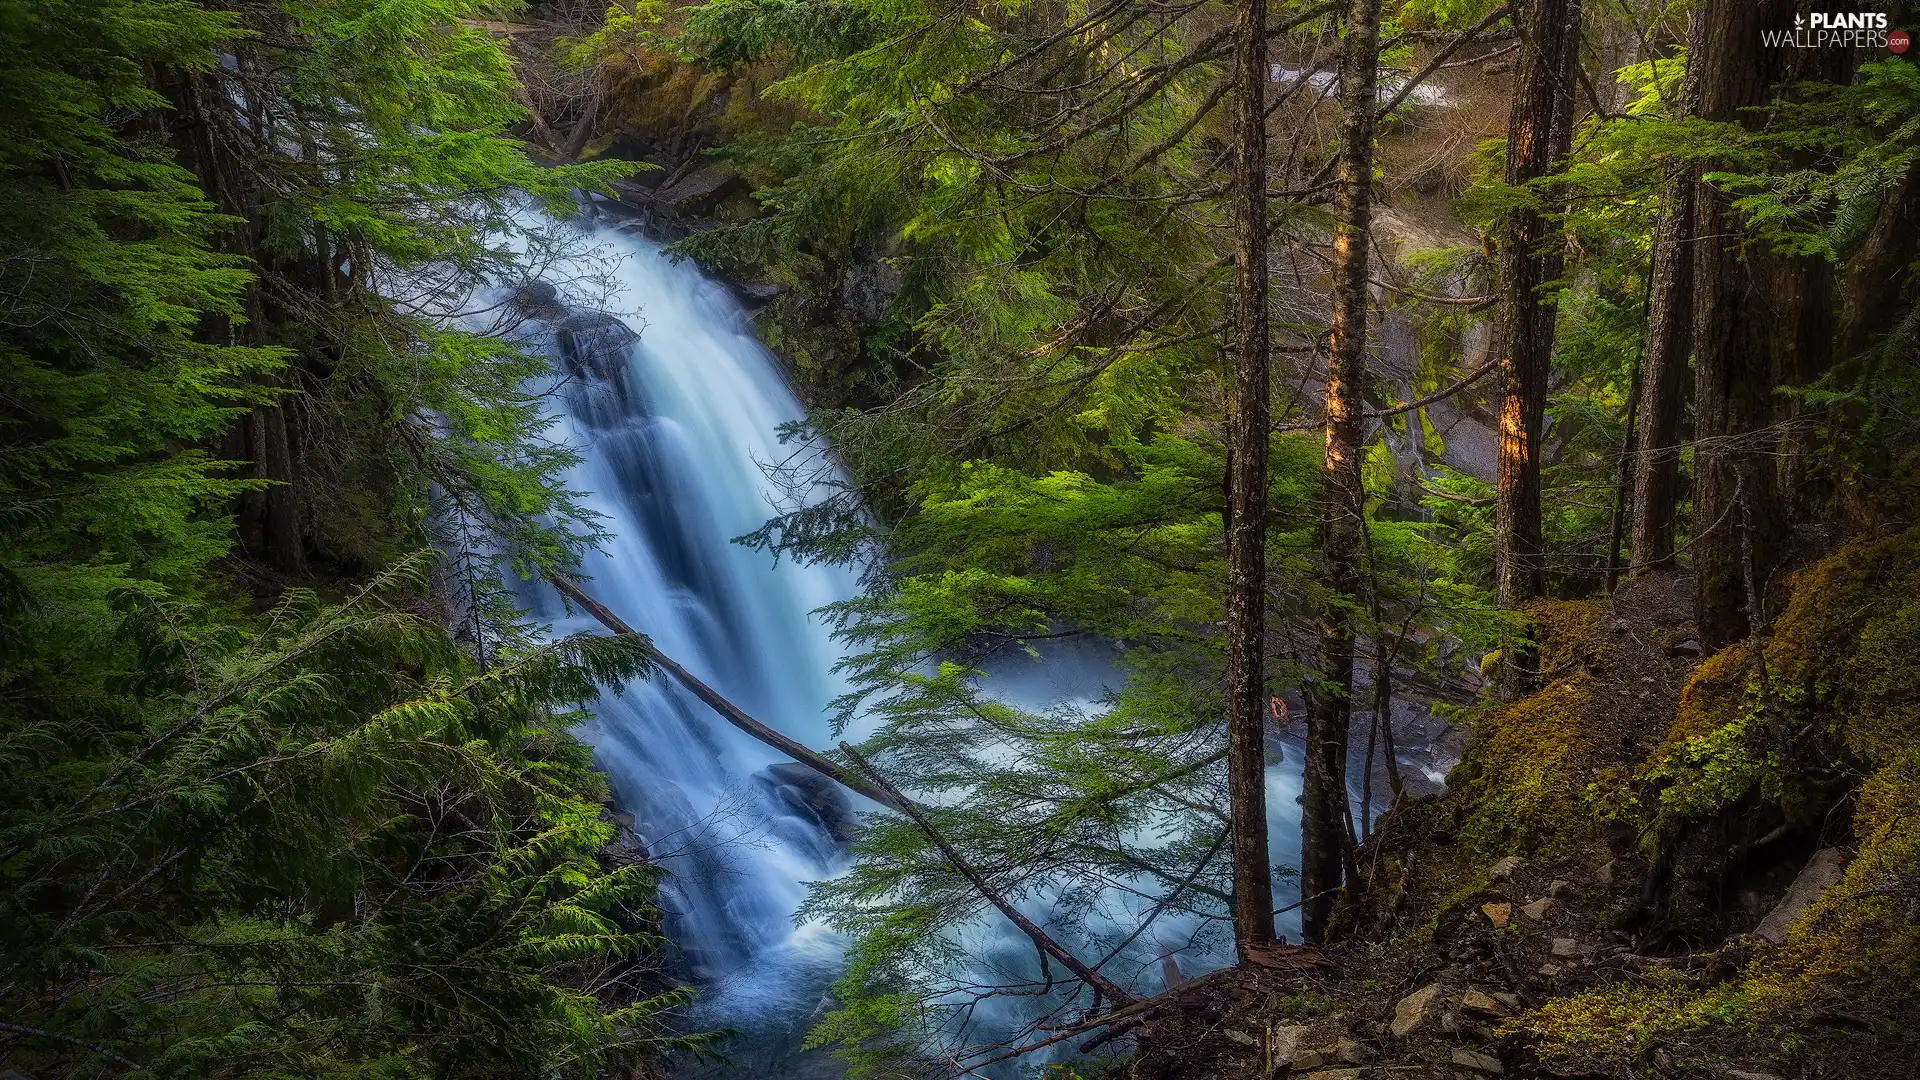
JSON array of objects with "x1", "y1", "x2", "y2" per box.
[
  {"x1": 1225, "y1": 0, "x2": 1278, "y2": 961},
  {"x1": 1493, "y1": 0, "x2": 1581, "y2": 616},
  {"x1": 1302, "y1": 0, "x2": 1382, "y2": 946},
  {"x1": 1688, "y1": 0, "x2": 1842, "y2": 646},
  {"x1": 1628, "y1": 159, "x2": 1696, "y2": 575}
]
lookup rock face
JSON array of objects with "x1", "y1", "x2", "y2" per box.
[
  {"x1": 1753, "y1": 847, "x2": 1848, "y2": 943},
  {"x1": 755, "y1": 762, "x2": 856, "y2": 842},
  {"x1": 511, "y1": 280, "x2": 639, "y2": 381},
  {"x1": 1391, "y1": 983, "x2": 1444, "y2": 1037}
]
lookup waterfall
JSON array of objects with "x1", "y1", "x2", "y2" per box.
[
  {"x1": 515, "y1": 223, "x2": 864, "y2": 1041},
  {"x1": 507, "y1": 217, "x2": 1433, "y2": 1077}
]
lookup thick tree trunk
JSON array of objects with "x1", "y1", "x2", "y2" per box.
[
  {"x1": 1493, "y1": 0, "x2": 1581, "y2": 615},
  {"x1": 1225, "y1": 0, "x2": 1277, "y2": 962},
  {"x1": 1627, "y1": 160, "x2": 1695, "y2": 575},
  {"x1": 1689, "y1": 0, "x2": 1845, "y2": 646},
  {"x1": 1302, "y1": 0, "x2": 1382, "y2": 946}
]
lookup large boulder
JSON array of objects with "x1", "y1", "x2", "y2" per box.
[
  {"x1": 756, "y1": 762, "x2": 856, "y2": 843},
  {"x1": 511, "y1": 280, "x2": 638, "y2": 381}
]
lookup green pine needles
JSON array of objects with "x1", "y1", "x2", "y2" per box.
[{"x1": 0, "y1": 0, "x2": 687, "y2": 1074}]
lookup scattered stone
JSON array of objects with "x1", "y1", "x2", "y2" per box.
[
  {"x1": 1520, "y1": 898, "x2": 1555, "y2": 921},
  {"x1": 1551, "y1": 938, "x2": 1582, "y2": 957},
  {"x1": 1721, "y1": 1071, "x2": 1784, "y2": 1080},
  {"x1": 1481, "y1": 902, "x2": 1512, "y2": 928},
  {"x1": 1303, "y1": 1070, "x2": 1366, "y2": 1080},
  {"x1": 1391, "y1": 984, "x2": 1445, "y2": 1037},
  {"x1": 1459, "y1": 989, "x2": 1507, "y2": 1016},
  {"x1": 1439, "y1": 1010, "x2": 1459, "y2": 1034},
  {"x1": 1668, "y1": 638, "x2": 1705, "y2": 658},
  {"x1": 1451, "y1": 1048, "x2": 1504, "y2": 1074},
  {"x1": 1537, "y1": 963, "x2": 1563, "y2": 977},
  {"x1": 1489, "y1": 856, "x2": 1524, "y2": 881},
  {"x1": 1754, "y1": 847, "x2": 1848, "y2": 943},
  {"x1": 1268, "y1": 1024, "x2": 1310, "y2": 1067},
  {"x1": 1610, "y1": 618, "x2": 1629, "y2": 634},
  {"x1": 1224, "y1": 1028, "x2": 1257, "y2": 1046},
  {"x1": 1548, "y1": 878, "x2": 1573, "y2": 897},
  {"x1": 1493, "y1": 991, "x2": 1522, "y2": 1010},
  {"x1": 1595, "y1": 860, "x2": 1616, "y2": 885},
  {"x1": 1335, "y1": 1037, "x2": 1375, "y2": 1065},
  {"x1": 1291, "y1": 1049, "x2": 1332, "y2": 1072}
]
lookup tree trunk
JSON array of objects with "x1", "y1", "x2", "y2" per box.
[
  {"x1": 1688, "y1": 0, "x2": 1843, "y2": 646},
  {"x1": 1627, "y1": 160, "x2": 1695, "y2": 575},
  {"x1": 1302, "y1": 0, "x2": 1382, "y2": 946},
  {"x1": 1226, "y1": 0, "x2": 1277, "y2": 962},
  {"x1": 1493, "y1": 0, "x2": 1582, "y2": 617}
]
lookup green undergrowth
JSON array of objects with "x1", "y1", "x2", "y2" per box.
[
  {"x1": 1439, "y1": 598, "x2": 1618, "y2": 862},
  {"x1": 1507, "y1": 518, "x2": 1920, "y2": 1073}
]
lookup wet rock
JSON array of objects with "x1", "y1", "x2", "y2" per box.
[
  {"x1": 756, "y1": 762, "x2": 856, "y2": 842},
  {"x1": 512, "y1": 280, "x2": 638, "y2": 381},
  {"x1": 1520, "y1": 898, "x2": 1555, "y2": 921},
  {"x1": 1481, "y1": 902, "x2": 1511, "y2": 928},
  {"x1": 1489, "y1": 855, "x2": 1523, "y2": 881},
  {"x1": 837, "y1": 258, "x2": 904, "y2": 325},
  {"x1": 1459, "y1": 989, "x2": 1507, "y2": 1016},
  {"x1": 1754, "y1": 847, "x2": 1847, "y2": 943},
  {"x1": 653, "y1": 163, "x2": 749, "y2": 221},
  {"x1": 1451, "y1": 1048, "x2": 1504, "y2": 1073},
  {"x1": 1391, "y1": 984, "x2": 1445, "y2": 1037},
  {"x1": 734, "y1": 280, "x2": 787, "y2": 309},
  {"x1": 553, "y1": 311, "x2": 639, "y2": 381}
]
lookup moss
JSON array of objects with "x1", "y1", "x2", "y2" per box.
[
  {"x1": 1516, "y1": 525, "x2": 1920, "y2": 1074},
  {"x1": 1502, "y1": 977, "x2": 1736, "y2": 1071}
]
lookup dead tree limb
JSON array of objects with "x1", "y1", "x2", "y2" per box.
[
  {"x1": 547, "y1": 575, "x2": 903, "y2": 811},
  {"x1": 839, "y1": 742, "x2": 1137, "y2": 1006}
]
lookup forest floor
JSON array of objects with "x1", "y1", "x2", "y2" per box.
[{"x1": 1115, "y1": 558, "x2": 1919, "y2": 1080}]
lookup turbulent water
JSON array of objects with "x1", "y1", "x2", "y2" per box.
[
  {"x1": 514, "y1": 222, "x2": 865, "y2": 1059},
  {"x1": 511, "y1": 218, "x2": 1421, "y2": 1077}
]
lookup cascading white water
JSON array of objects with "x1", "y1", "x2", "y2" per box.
[
  {"x1": 513, "y1": 223, "x2": 866, "y2": 1045},
  {"x1": 509, "y1": 217, "x2": 1427, "y2": 1077}
]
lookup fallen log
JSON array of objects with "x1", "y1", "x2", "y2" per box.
[{"x1": 547, "y1": 574, "x2": 903, "y2": 811}]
